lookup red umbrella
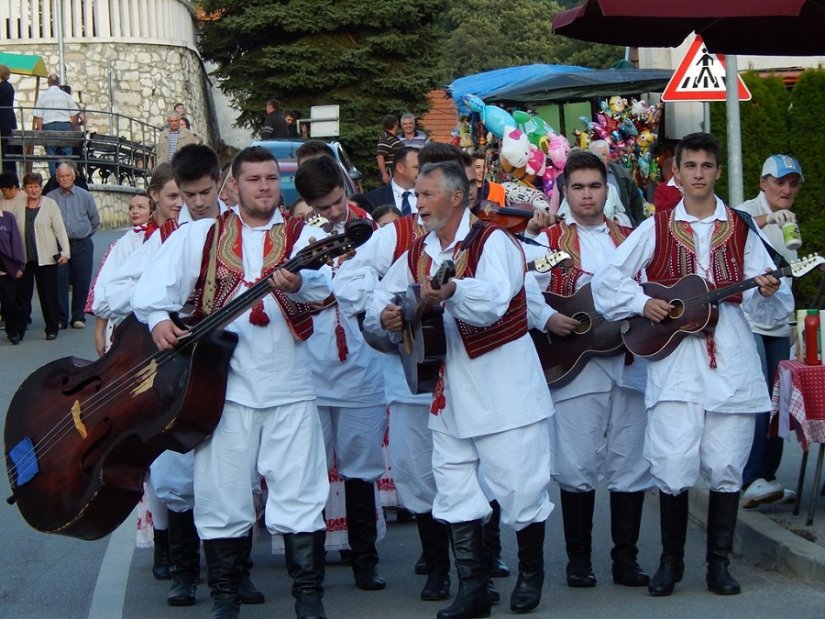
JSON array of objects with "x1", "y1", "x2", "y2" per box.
[{"x1": 552, "y1": 0, "x2": 825, "y2": 55}]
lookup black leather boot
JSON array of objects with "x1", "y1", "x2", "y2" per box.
[
  {"x1": 166, "y1": 509, "x2": 200, "y2": 606},
  {"x1": 610, "y1": 491, "x2": 649, "y2": 586},
  {"x1": 239, "y1": 528, "x2": 264, "y2": 604},
  {"x1": 510, "y1": 522, "x2": 545, "y2": 614},
  {"x1": 560, "y1": 489, "x2": 596, "y2": 587},
  {"x1": 648, "y1": 491, "x2": 688, "y2": 597},
  {"x1": 437, "y1": 520, "x2": 491, "y2": 619},
  {"x1": 417, "y1": 511, "x2": 451, "y2": 601},
  {"x1": 706, "y1": 491, "x2": 742, "y2": 595},
  {"x1": 284, "y1": 530, "x2": 327, "y2": 619},
  {"x1": 483, "y1": 500, "x2": 510, "y2": 577},
  {"x1": 203, "y1": 537, "x2": 247, "y2": 619},
  {"x1": 345, "y1": 478, "x2": 386, "y2": 590},
  {"x1": 153, "y1": 527, "x2": 171, "y2": 580}
]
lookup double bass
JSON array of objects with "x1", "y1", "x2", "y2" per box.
[{"x1": 4, "y1": 220, "x2": 373, "y2": 540}]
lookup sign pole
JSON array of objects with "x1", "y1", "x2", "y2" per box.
[
  {"x1": 703, "y1": 102, "x2": 711, "y2": 133},
  {"x1": 725, "y1": 55, "x2": 744, "y2": 207}
]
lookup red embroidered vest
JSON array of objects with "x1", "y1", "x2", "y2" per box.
[
  {"x1": 143, "y1": 218, "x2": 179, "y2": 243},
  {"x1": 647, "y1": 207, "x2": 749, "y2": 304},
  {"x1": 392, "y1": 215, "x2": 426, "y2": 262},
  {"x1": 543, "y1": 218, "x2": 630, "y2": 295},
  {"x1": 191, "y1": 211, "x2": 314, "y2": 340},
  {"x1": 407, "y1": 221, "x2": 528, "y2": 359}
]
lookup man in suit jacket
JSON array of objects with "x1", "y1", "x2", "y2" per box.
[{"x1": 364, "y1": 147, "x2": 418, "y2": 214}]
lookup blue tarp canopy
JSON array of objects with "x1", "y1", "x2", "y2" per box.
[{"x1": 448, "y1": 64, "x2": 673, "y2": 109}]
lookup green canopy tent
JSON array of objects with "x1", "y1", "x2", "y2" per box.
[{"x1": 0, "y1": 52, "x2": 48, "y2": 78}]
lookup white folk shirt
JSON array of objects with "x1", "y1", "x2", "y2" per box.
[
  {"x1": 307, "y1": 217, "x2": 384, "y2": 407},
  {"x1": 92, "y1": 228, "x2": 147, "y2": 322},
  {"x1": 530, "y1": 219, "x2": 647, "y2": 401},
  {"x1": 364, "y1": 209, "x2": 554, "y2": 438},
  {"x1": 736, "y1": 191, "x2": 797, "y2": 338},
  {"x1": 131, "y1": 208, "x2": 331, "y2": 409},
  {"x1": 336, "y1": 217, "x2": 553, "y2": 407},
  {"x1": 591, "y1": 198, "x2": 794, "y2": 413},
  {"x1": 102, "y1": 227, "x2": 168, "y2": 320}
]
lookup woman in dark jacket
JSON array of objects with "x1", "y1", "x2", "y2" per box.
[{"x1": 0, "y1": 207, "x2": 25, "y2": 343}]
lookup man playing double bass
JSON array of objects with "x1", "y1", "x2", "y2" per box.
[
  {"x1": 525, "y1": 150, "x2": 652, "y2": 590},
  {"x1": 592, "y1": 132, "x2": 792, "y2": 597},
  {"x1": 131, "y1": 146, "x2": 332, "y2": 619},
  {"x1": 366, "y1": 161, "x2": 554, "y2": 618}
]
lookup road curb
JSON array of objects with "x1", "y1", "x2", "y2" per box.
[{"x1": 689, "y1": 487, "x2": 825, "y2": 584}]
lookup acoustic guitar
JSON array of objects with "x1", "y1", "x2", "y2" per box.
[
  {"x1": 621, "y1": 253, "x2": 825, "y2": 361},
  {"x1": 531, "y1": 282, "x2": 625, "y2": 388}
]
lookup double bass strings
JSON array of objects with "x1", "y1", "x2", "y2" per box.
[{"x1": 7, "y1": 232, "x2": 359, "y2": 486}]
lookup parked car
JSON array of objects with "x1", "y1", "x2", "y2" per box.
[{"x1": 250, "y1": 139, "x2": 363, "y2": 208}]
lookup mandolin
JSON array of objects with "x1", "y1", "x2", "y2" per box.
[
  {"x1": 4, "y1": 219, "x2": 373, "y2": 540},
  {"x1": 398, "y1": 260, "x2": 456, "y2": 394},
  {"x1": 621, "y1": 253, "x2": 825, "y2": 361}
]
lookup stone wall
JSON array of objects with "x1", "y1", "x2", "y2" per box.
[
  {"x1": 4, "y1": 41, "x2": 212, "y2": 146},
  {"x1": 90, "y1": 184, "x2": 142, "y2": 230}
]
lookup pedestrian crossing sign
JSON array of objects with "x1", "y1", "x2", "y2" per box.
[{"x1": 661, "y1": 34, "x2": 752, "y2": 102}]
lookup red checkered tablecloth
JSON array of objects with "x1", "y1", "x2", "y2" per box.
[{"x1": 770, "y1": 360, "x2": 825, "y2": 451}]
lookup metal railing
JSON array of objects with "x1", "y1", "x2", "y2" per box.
[{"x1": 1, "y1": 105, "x2": 158, "y2": 187}]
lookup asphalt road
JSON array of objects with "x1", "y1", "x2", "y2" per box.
[{"x1": 2, "y1": 229, "x2": 825, "y2": 618}]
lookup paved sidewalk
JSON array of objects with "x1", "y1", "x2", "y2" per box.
[{"x1": 689, "y1": 438, "x2": 825, "y2": 584}]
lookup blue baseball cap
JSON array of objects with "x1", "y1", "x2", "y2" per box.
[{"x1": 761, "y1": 155, "x2": 804, "y2": 181}]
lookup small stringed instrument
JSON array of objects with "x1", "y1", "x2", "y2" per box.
[
  {"x1": 399, "y1": 260, "x2": 456, "y2": 394},
  {"x1": 397, "y1": 251, "x2": 573, "y2": 393},
  {"x1": 621, "y1": 253, "x2": 825, "y2": 361},
  {"x1": 531, "y1": 282, "x2": 625, "y2": 388},
  {"x1": 4, "y1": 219, "x2": 373, "y2": 540},
  {"x1": 360, "y1": 250, "x2": 573, "y2": 355}
]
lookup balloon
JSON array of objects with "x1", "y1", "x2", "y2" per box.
[
  {"x1": 548, "y1": 134, "x2": 570, "y2": 171},
  {"x1": 525, "y1": 147, "x2": 546, "y2": 177},
  {"x1": 513, "y1": 110, "x2": 555, "y2": 152},
  {"x1": 462, "y1": 94, "x2": 516, "y2": 140},
  {"x1": 500, "y1": 126, "x2": 531, "y2": 169}
]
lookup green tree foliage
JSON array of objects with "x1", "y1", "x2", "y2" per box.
[
  {"x1": 440, "y1": 0, "x2": 622, "y2": 78},
  {"x1": 710, "y1": 70, "x2": 825, "y2": 305},
  {"x1": 788, "y1": 69, "x2": 825, "y2": 305},
  {"x1": 709, "y1": 72, "x2": 791, "y2": 205},
  {"x1": 198, "y1": 0, "x2": 444, "y2": 185}
]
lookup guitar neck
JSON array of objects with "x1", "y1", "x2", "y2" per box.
[
  {"x1": 705, "y1": 266, "x2": 789, "y2": 304},
  {"x1": 185, "y1": 254, "x2": 308, "y2": 343}
]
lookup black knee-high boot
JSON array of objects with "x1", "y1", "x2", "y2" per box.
[
  {"x1": 203, "y1": 537, "x2": 247, "y2": 619},
  {"x1": 437, "y1": 520, "x2": 491, "y2": 619},
  {"x1": 610, "y1": 491, "x2": 649, "y2": 586},
  {"x1": 560, "y1": 489, "x2": 596, "y2": 587},
  {"x1": 417, "y1": 511, "x2": 451, "y2": 601},
  {"x1": 166, "y1": 509, "x2": 200, "y2": 606},
  {"x1": 152, "y1": 527, "x2": 171, "y2": 580},
  {"x1": 648, "y1": 491, "x2": 688, "y2": 596},
  {"x1": 284, "y1": 530, "x2": 327, "y2": 619},
  {"x1": 510, "y1": 521, "x2": 545, "y2": 614},
  {"x1": 344, "y1": 478, "x2": 386, "y2": 590},
  {"x1": 239, "y1": 528, "x2": 264, "y2": 604},
  {"x1": 706, "y1": 491, "x2": 742, "y2": 595},
  {"x1": 483, "y1": 500, "x2": 510, "y2": 577}
]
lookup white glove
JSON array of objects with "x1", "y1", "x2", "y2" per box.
[{"x1": 766, "y1": 209, "x2": 796, "y2": 225}]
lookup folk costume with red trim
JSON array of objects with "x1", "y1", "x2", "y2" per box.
[{"x1": 191, "y1": 210, "x2": 314, "y2": 340}]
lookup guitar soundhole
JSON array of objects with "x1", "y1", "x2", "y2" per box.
[
  {"x1": 572, "y1": 312, "x2": 591, "y2": 335},
  {"x1": 669, "y1": 299, "x2": 685, "y2": 319}
]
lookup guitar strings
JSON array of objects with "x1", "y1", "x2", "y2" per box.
[{"x1": 8, "y1": 237, "x2": 354, "y2": 484}]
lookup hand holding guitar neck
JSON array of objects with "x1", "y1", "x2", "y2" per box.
[{"x1": 420, "y1": 276, "x2": 456, "y2": 304}]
